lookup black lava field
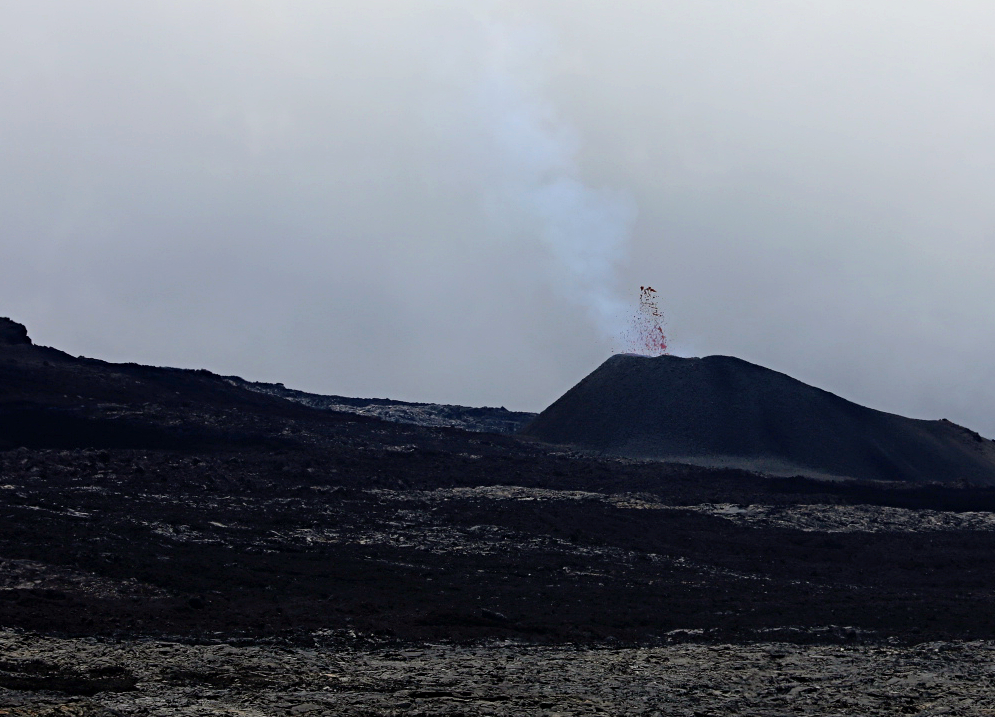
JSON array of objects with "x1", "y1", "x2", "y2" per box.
[{"x1": 2, "y1": 317, "x2": 995, "y2": 651}]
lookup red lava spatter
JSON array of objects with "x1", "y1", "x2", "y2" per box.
[{"x1": 623, "y1": 286, "x2": 669, "y2": 356}]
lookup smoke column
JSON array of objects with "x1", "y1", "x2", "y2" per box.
[{"x1": 466, "y1": 19, "x2": 636, "y2": 343}]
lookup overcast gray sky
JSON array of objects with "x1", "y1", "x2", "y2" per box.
[{"x1": 3, "y1": 1, "x2": 995, "y2": 435}]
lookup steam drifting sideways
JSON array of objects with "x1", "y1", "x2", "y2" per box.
[{"x1": 466, "y1": 20, "x2": 636, "y2": 343}]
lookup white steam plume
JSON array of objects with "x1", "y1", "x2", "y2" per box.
[{"x1": 460, "y1": 19, "x2": 636, "y2": 342}]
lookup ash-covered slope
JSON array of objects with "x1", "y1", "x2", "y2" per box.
[{"x1": 523, "y1": 354, "x2": 995, "y2": 484}]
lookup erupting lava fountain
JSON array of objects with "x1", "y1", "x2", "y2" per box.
[{"x1": 621, "y1": 286, "x2": 669, "y2": 356}]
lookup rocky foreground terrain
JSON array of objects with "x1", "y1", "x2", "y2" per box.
[
  {"x1": 2, "y1": 318, "x2": 995, "y2": 714},
  {"x1": 3, "y1": 631, "x2": 995, "y2": 716}
]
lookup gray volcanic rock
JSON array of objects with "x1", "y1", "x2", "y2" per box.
[
  {"x1": 523, "y1": 353, "x2": 995, "y2": 484},
  {"x1": 0, "y1": 318, "x2": 30, "y2": 346},
  {"x1": 5, "y1": 631, "x2": 995, "y2": 716}
]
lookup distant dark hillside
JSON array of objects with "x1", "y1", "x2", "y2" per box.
[
  {"x1": 230, "y1": 378, "x2": 535, "y2": 434},
  {"x1": 0, "y1": 318, "x2": 324, "y2": 451},
  {"x1": 0, "y1": 317, "x2": 532, "y2": 445},
  {"x1": 523, "y1": 354, "x2": 995, "y2": 484}
]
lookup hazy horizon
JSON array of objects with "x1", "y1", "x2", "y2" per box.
[{"x1": 3, "y1": 2, "x2": 995, "y2": 436}]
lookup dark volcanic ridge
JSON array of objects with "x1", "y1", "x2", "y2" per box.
[
  {"x1": 230, "y1": 378, "x2": 535, "y2": 434},
  {"x1": 0, "y1": 316, "x2": 531, "y2": 447},
  {"x1": 0, "y1": 317, "x2": 31, "y2": 347},
  {"x1": 523, "y1": 353, "x2": 995, "y2": 485}
]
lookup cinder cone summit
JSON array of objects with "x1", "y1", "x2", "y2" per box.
[{"x1": 523, "y1": 354, "x2": 995, "y2": 484}]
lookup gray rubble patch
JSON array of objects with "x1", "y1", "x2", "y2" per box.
[
  {"x1": 682, "y1": 502, "x2": 995, "y2": 533},
  {"x1": 2, "y1": 631, "x2": 995, "y2": 715},
  {"x1": 0, "y1": 558, "x2": 168, "y2": 600},
  {"x1": 230, "y1": 379, "x2": 537, "y2": 434},
  {"x1": 369, "y1": 486, "x2": 995, "y2": 533}
]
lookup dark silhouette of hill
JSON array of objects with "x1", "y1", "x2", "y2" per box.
[
  {"x1": 523, "y1": 354, "x2": 995, "y2": 484},
  {"x1": 0, "y1": 317, "x2": 30, "y2": 346},
  {"x1": 229, "y1": 377, "x2": 535, "y2": 434},
  {"x1": 0, "y1": 317, "x2": 529, "y2": 450}
]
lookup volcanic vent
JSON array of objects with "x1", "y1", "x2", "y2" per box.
[{"x1": 523, "y1": 354, "x2": 995, "y2": 484}]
